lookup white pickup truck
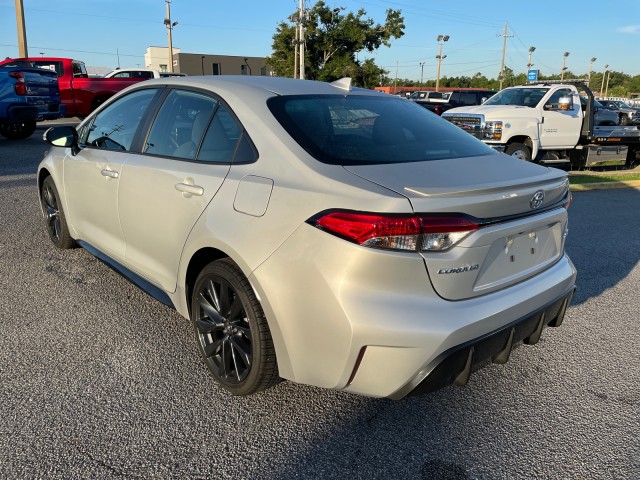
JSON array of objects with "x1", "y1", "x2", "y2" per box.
[{"x1": 442, "y1": 81, "x2": 640, "y2": 169}]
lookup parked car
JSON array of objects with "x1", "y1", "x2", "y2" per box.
[
  {"x1": 598, "y1": 100, "x2": 640, "y2": 125},
  {"x1": 103, "y1": 68, "x2": 159, "y2": 79},
  {"x1": 0, "y1": 57, "x2": 149, "y2": 118},
  {"x1": 39, "y1": 76, "x2": 576, "y2": 399},
  {"x1": 102, "y1": 68, "x2": 188, "y2": 79},
  {"x1": 0, "y1": 65, "x2": 64, "y2": 139},
  {"x1": 408, "y1": 91, "x2": 450, "y2": 103},
  {"x1": 421, "y1": 89, "x2": 497, "y2": 115},
  {"x1": 580, "y1": 97, "x2": 619, "y2": 126}
]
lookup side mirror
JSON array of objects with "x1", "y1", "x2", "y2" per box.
[
  {"x1": 558, "y1": 95, "x2": 573, "y2": 110},
  {"x1": 43, "y1": 126, "x2": 80, "y2": 155}
]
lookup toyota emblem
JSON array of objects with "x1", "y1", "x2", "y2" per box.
[{"x1": 530, "y1": 190, "x2": 545, "y2": 209}]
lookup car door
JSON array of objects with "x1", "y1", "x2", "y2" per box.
[
  {"x1": 118, "y1": 88, "x2": 252, "y2": 292},
  {"x1": 538, "y1": 88, "x2": 581, "y2": 148},
  {"x1": 63, "y1": 88, "x2": 160, "y2": 260}
]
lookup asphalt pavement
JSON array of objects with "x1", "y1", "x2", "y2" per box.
[{"x1": 0, "y1": 128, "x2": 638, "y2": 479}]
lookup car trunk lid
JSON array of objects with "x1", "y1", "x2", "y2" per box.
[{"x1": 344, "y1": 154, "x2": 570, "y2": 300}]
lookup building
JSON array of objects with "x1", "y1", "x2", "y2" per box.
[
  {"x1": 174, "y1": 53, "x2": 272, "y2": 77},
  {"x1": 145, "y1": 46, "x2": 181, "y2": 72}
]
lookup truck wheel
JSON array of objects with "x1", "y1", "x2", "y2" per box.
[
  {"x1": 505, "y1": 143, "x2": 532, "y2": 161},
  {"x1": 0, "y1": 121, "x2": 36, "y2": 140}
]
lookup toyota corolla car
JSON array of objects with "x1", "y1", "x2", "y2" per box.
[{"x1": 38, "y1": 76, "x2": 576, "y2": 399}]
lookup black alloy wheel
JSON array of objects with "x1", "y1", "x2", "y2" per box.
[
  {"x1": 191, "y1": 259, "x2": 279, "y2": 395},
  {"x1": 40, "y1": 176, "x2": 75, "y2": 249}
]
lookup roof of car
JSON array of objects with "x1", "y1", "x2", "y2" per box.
[{"x1": 137, "y1": 75, "x2": 381, "y2": 98}]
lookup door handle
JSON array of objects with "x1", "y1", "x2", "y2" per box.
[
  {"x1": 175, "y1": 182, "x2": 204, "y2": 196},
  {"x1": 101, "y1": 169, "x2": 119, "y2": 179}
]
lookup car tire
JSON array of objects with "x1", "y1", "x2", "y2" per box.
[
  {"x1": 505, "y1": 142, "x2": 532, "y2": 161},
  {"x1": 0, "y1": 121, "x2": 36, "y2": 140},
  {"x1": 191, "y1": 258, "x2": 279, "y2": 395},
  {"x1": 40, "y1": 176, "x2": 76, "y2": 249}
]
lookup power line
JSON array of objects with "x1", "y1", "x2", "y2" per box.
[{"x1": 0, "y1": 43, "x2": 143, "y2": 59}]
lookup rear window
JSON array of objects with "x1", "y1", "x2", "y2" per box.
[{"x1": 267, "y1": 95, "x2": 494, "y2": 165}]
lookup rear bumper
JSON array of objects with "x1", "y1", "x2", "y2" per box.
[
  {"x1": 7, "y1": 103, "x2": 65, "y2": 122},
  {"x1": 393, "y1": 287, "x2": 574, "y2": 399}
]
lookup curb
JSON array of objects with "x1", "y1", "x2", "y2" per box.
[{"x1": 570, "y1": 180, "x2": 640, "y2": 191}]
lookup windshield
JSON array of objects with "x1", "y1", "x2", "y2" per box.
[
  {"x1": 267, "y1": 95, "x2": 495, "y2": 165},
  {"x1": 483, "y1": 88, "x2": 549, "y2": 107},
  {"x1": 616, "y1": 101, "x2": 632, "y2": 108}
]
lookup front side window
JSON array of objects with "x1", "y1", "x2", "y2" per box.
[
  {"x1": 84, "y1": 88, "x2": 158, "y2": 151},
  {"x1": 544, "y1": 88, "x2": 574, "y2": 110},
  {"x1": 268, "y1": 95, "x2": 494, "y2": 165}
]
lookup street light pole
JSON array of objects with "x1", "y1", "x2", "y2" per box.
[
  {"x1": 201, "y1": 55, "x2": 205, "y2": 76},
  {"x1": 600, "y1": 64, "x2": 609, "y2": 97},
  {"x1": 164, "y1": 0, "x2": 178, "y2": 73},
  {"x1": 527, "y1": 46, "x2": 536, "y2": 71},
  {"x1": 605, "y1": 70, "x2": 612, "y2": 98},
  {"x1": 588, "y1": 57, "x2": 597, "y2": 83},
  {"x1": 419, "y1": 62, "x2": 425, "y2": 87},
  {"x1": 435, "y1": 34, "x2": 449, "y2": 92},
  {"x1": 561, "y1": 51, "x2": 570, "y2": 81}
]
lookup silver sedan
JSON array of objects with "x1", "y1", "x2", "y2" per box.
[{"x1": 38, "y1": 76, "x2": 576, "y2": 398}]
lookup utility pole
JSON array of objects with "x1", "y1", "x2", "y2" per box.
[
  {"x1": 15, "y1": 0, "x2": 28, "y2": 57},
  {"x1": 393, "y1": 61, "x2": 398, "y2": 93},
  {"x1": 164, "y1": 0, "x2": 178, "y2": 73},
  {"x1": 298, "y1": 0, "x2": 305, "y2": 80},
  {"x1": 293, "y1": 16, "x2": 298, "y2": 79},
  {"x1": 497, "y1": 22, "x2": 512, "y2": 90}
]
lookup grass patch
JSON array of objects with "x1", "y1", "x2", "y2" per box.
[{"x1": 569, "y1": 173, "x2": 640, "y2": 184}]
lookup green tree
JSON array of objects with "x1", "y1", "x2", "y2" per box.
[{"x1": 267, "y1": 1, "x2": 405, "y2": 86}]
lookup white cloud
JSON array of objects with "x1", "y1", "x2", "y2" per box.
[{"x1": 618, "y1": 25, "x2": 640, "y2": 34}]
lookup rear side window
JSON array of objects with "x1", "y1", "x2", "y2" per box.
[
  {"x1": 72, "y1": 62, "x2": 88, "y2": 78},
  {"x1": 268, "y1": 95, "x2": 494, "y2": 165},
  {"x1": 84, "y1": 88, "x2": 158, "y2": 151},
  {"x1": 144, "y1": 90, "x2": 218, "y2": 160},
  {"x1": 144, "y1": 89, "x2": 253, "y2": 164}
]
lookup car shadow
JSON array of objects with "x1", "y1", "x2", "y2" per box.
[{"x1": 563, "y1": 188, "x2": 640, "y2": 305}]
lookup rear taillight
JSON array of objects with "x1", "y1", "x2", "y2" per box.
[
  {"x1": 434, "y1": 104, "x2": 443, "y2": 115},
  {"x1": 9, "y1": 71, "x2": 27, "y2": 95},
  {"x1": 310, "y1": 211, "x2": 479, "y2": 252}
]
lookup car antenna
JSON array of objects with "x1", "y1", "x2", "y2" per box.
[{"x1": 330, "y1": 77, "x2": 352, "y2": 91}]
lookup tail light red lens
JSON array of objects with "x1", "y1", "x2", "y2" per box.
[
  {"x1": 311, "y1": 211, "x2": 479, "y2": 252},
  {"x1": 9, "y1": 71, "x2": 27, "y2": 96}
]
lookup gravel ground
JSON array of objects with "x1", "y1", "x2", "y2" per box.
[{"x1": 0, "y1": 131, "x2": 638, "y2": 479}]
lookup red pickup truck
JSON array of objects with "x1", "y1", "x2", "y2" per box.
[{"x1": 0, "y1": 57, "x2": 148, "y2": 118}]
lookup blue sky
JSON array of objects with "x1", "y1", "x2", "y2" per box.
[{"x1": 1, "y1": 0, "x2": 639, "y2": 80}]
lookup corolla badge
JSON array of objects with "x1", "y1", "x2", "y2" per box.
[{"x1": 530, "y1": 190, "x2": 545, "y2": 209}]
